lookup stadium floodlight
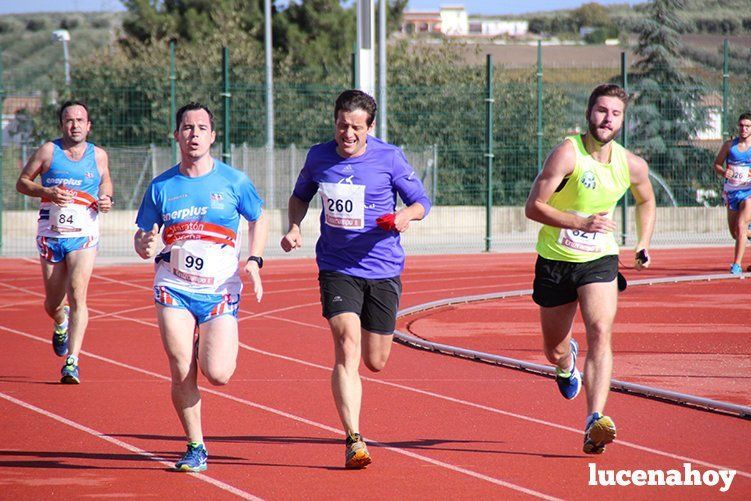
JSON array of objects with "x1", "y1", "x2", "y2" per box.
[{"x1": 51, "y1": 29, "x2": 71, "y2": 86}]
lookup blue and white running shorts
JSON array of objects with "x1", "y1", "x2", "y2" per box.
[
  {"x1": 724, "y1": 188, "x2": 751, "y2": 211},
  {"x1": 36, "y1": 236, "x2": 98, "y2": 263},
  {"x1": 154, "y1": 285, "x2": 240, "y2": 324}
]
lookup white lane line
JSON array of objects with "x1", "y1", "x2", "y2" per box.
[
  {"x1": 4, "y1": 269, "x2": 748, "y2": 484},
  {"x1": 0, "y1": 392, "x2": 261, "y2": 500},
  {"x1": 238, "y1": 344, "x2": 751, "y2": 479},
  {"x1": 0, "y1": 323, "x2": 559, "y2": 499}
]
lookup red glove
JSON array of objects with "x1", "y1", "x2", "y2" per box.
[{"x1": 376, "y1": 213, "x2": 396, "y2": 231}]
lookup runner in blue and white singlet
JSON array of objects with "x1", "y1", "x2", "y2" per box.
[
  {"x1": 16, "y1": 100, "x2": 113, "y2": 384},
  {"x1": 714, "y1": 112, "x2": 751, "y2": 274},
  {"x1": 722, "y1": 137, "x2": 751, "y2": 207},
  {"x1": 136, "y1": 160, "x2": 264, "y2": 296},
  {"x1": 37, "y1": 139, "x2": 101, "y2": 255},
  {"x1": 134, "y1": 103, "x2": 268, "y2": 473}
]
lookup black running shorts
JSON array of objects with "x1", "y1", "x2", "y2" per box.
[
  {"x1": 318, "y1": 270, "x2": 402, "y2": 335},
  {"x1": 532, "y1": 254, "x2": 619, "y2": 308}
]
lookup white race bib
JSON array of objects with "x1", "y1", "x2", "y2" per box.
[
  {"x1": 319, "y1": 182, "x2": 365, "y2": 230},
  {"x1": 557, "y1": 211, "x2": 608, "y2": 253},
  {"x1": 49, "y1": 204, "x2": 88, "y2": 234},
  {"x1": 170, "y1": 240, "x2": 220, "y2": 285},
  {"x1": 728, "y1": 163, "x2": 751, "y2": 187}
]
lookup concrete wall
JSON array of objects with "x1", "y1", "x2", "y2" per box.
[{"x1": 2, "y1": 206, "x2": 728, "y2": 260}]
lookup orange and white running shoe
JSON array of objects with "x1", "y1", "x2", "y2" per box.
[{"x1": 345, "y1": 432, "x2": 372, "y2": 469}]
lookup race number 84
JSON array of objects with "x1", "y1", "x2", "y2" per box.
[{"x1": 58, "y1": 213, "x2": 75, "y2": 225}]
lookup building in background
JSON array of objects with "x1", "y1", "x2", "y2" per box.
[{"x1": 401, "y1": 5, "x2": 528, "y2": 38}]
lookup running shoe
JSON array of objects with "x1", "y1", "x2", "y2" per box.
[
  {"x1": 52, "y1": 305, "x2": 70, "y2": 357},
  {"x1": 730, "y1": 263, "x2": 742, "y2": 275},
  {"x1": 175, "y1": 443, "x2": 208, "y2": 472},
  {"x1": 60, "y1": 355, "x2": 80, "y2": 384},
  {"x1": 344, "y1": 432, "x2": 372, "y2": 469},
  {"x1": 583, "y1": 413, "x2": 617, "y2": 454},
  {"x1": 555, "y1": 339, "x2": 581, "y2": 400}
]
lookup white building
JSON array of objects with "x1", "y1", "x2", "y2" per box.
[
  {"x1": 440, "y1": 5, "x2": 469, "y2": 36},
  {"x1": 401, "y1": 5, "x2": 528, "y2": 38},
  {"x1": 469, "y1": 19, "x2": 528, "y2": 37}
]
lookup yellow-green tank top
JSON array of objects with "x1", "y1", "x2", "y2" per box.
[{"x1": 536, "y1": 135, "x2": 631, "y2": 262}]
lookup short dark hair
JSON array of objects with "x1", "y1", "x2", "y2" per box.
[
  {"x1": 175, "y1": 102, "x2": 215, "y2": 131},
  {"x1": 334, "y1": 90, "x2": 377, "y2": 126},
  {"x1": 739, "y1": 112, "x2": 751, "y2": 123},
  {"x1": 58, "y1": 100, "x2": 90, "y2": 125},
  {"x1": 586, "y1": 84, "x2": 629, "y2": 116}
]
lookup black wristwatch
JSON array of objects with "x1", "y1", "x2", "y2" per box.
[{"x1": 247, "y1": 256, "x2": 264, "y2": 269}]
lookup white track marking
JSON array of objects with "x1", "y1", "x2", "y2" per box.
[{"x1": 0, "y1": 392, "x2": 262, "y2": 500}]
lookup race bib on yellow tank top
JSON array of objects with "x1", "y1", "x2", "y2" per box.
[{"x1": 557, "y1": 210, "x2": 609, "y2": 253}]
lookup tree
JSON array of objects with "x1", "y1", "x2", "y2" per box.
[
  {"x1": 121, "y1": 0, "x2": 265, "y2": 47},
  {"x1": 570, "y1": 2, "x2": 612, "y2": 29},
  {"x1": 630, "y1": 0, "x2": 709, "y2": 204},
  {"x1": 630, "y1": 0, "x2": 707, "y2": 157},
  {"x1": 120, "y1": 0, "x2": 407, "y2": 78}
]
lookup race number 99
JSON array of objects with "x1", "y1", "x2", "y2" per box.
[{"x1": 185, "y1": 255, "x2": 204, "y2": 270}]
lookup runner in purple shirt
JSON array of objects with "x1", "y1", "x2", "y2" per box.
[{"x1": 281, "y1": 90, "x2": 431, "y2": 469}]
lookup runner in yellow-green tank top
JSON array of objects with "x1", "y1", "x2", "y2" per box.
[
  {"x1": 536, "y1": 134, "x2": 631, "y2": 263},
  {"x1": 525, "y1": 84, "x2": 656, "y2": 456}
]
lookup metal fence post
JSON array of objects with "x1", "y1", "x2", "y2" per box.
[
  {"x1": 485, "y1": 54, "x2": 494, "y2": 252},
  {"x1": 290, "y1": 143, "x2": 298, "y2": 191},
  {"x1": 377, "y1": 0, "x2": 387, "y2": 141},
  {"x1": 169, "y1": 40, "x2": 177, "y2": 164},
  {"x1": 150, "y1": 144, "x2": 157, "y2": 179},
  {"x1": 620, "y1": 51, "x2": 629, "y2": 245},
  {"x1": 722, "y1": 38, "x2": 729, "y2": 142},
  {"x1": 265, "y1": 0, "x2": 275, "y2": 207},
  {"x1": 432, "y1": 143, "x2": 438, "y2": 203},
  {"x1": 352, "y1": 42, "x2": 359, "y2": 89},
  {"x1": 221, "y1": 47, "x2": 231, "y2": 165},
  {"x1": 536, "y1": 41, "x2": 543, "y2": 173},
  {"x1": 0, "y1": 48, "x2": 4, "y2": 253}
]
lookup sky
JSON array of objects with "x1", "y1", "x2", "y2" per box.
[{"x1": 0, "y1": 0, "x2": 648, "y2": 16}]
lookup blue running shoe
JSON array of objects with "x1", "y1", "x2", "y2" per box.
[
  {"x1": 175, "y1": 443, "x2": 208, "y2": 472},
  {"x1": 52, "y1": 305, "x2": 70, "y2": 357},
  {"x1": 60, "y1": 355, "x2": 80, "y2": 384},
  {"x1": 555, "y1": 339, "x2": 581, "y2": 400},
  {"x1": 730, "y1": 264, "x2": 742, "y2": 275},
  {"x1": 583, "y1": 413, "x2": 617, "y2": 454}
]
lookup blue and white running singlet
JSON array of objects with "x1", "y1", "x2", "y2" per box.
[
  {"x1": 136, "y1": 160, "x2": 264, "y2": 295},
  {"x1": 38, "y1": 139, "x2": 101, "y2": 238}
]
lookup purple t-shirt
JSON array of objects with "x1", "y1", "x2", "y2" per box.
[{"x1": 293, "y1": 137, "x2": 431, "y2": 279}]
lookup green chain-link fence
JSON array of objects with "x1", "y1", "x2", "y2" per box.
[{"x1": 1, "y1": 41, "x2": 748, "y2": 258}]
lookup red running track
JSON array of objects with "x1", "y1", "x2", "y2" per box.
[{"x1": 0, "y1": 248, "x2": 749, "y2": 499}]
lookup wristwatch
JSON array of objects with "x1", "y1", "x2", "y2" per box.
[{"x1": 247, "y1": 256, "x2": 264, "y2": 269}]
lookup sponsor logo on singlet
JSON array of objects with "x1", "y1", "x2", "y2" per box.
[
  {"x1": 162, "y1": 205, "x2": 209, "y2": 222},
  {"x1": 45, "y1": 177, "x2": 83, "y2": 186},
  {"x1": 581, "y1": 171, "x2": 596, "y2": 190}
]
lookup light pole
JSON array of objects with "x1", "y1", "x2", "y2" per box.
[{"x1": 51, "y1": 29, "x2": 71, "y2": 86}]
